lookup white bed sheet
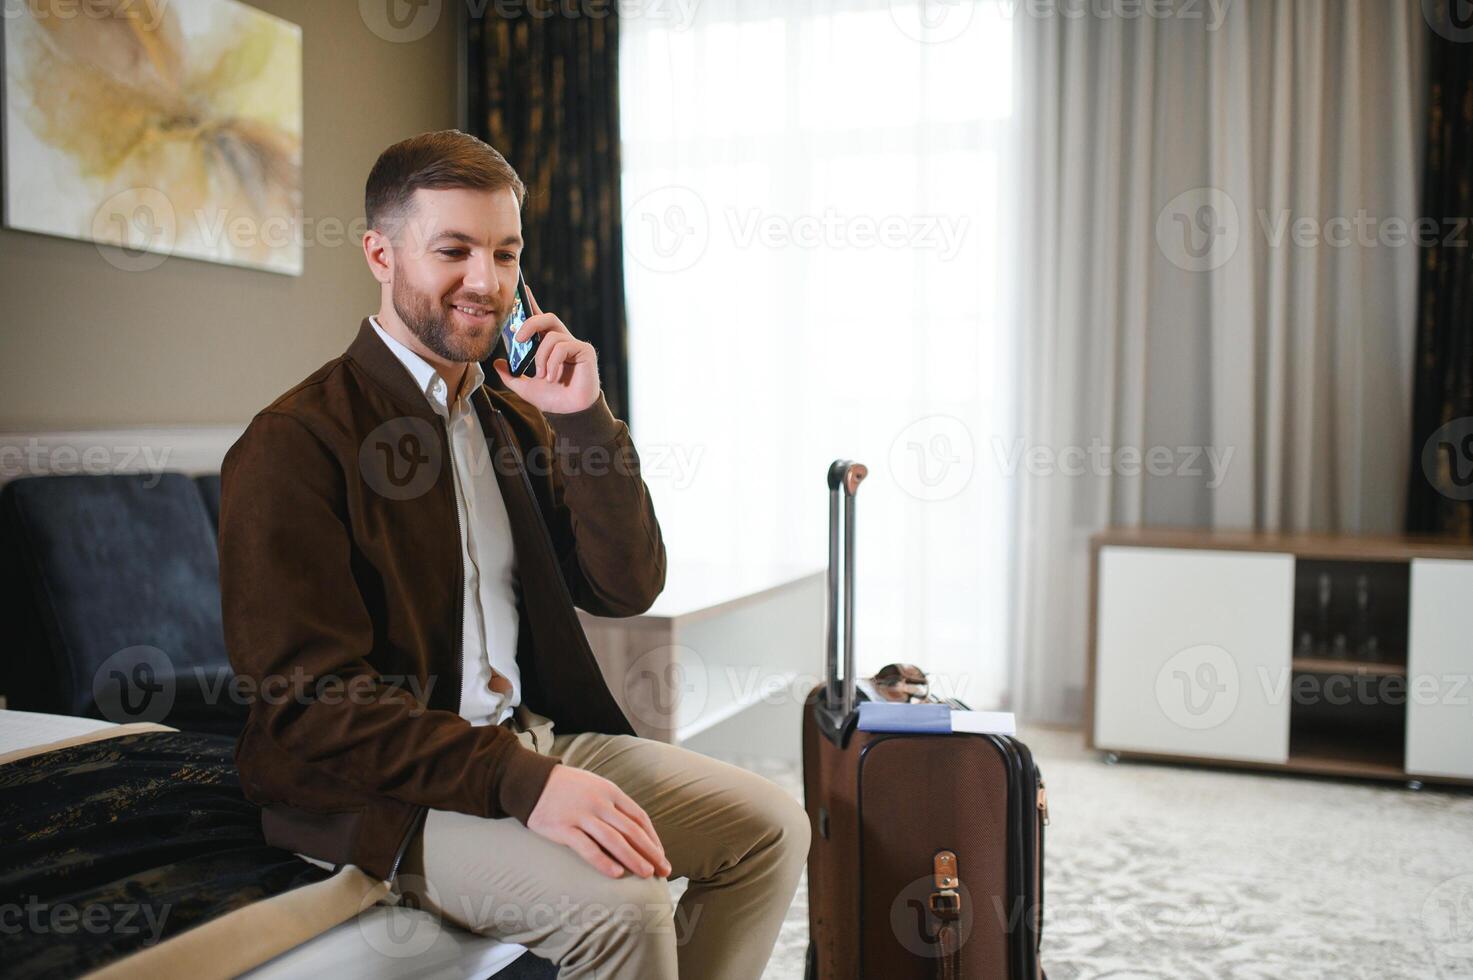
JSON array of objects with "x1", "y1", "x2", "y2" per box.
[{"x1": 0, "y1": 709, "x2": 530, "y2": 979}]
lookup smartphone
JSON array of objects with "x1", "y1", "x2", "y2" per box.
[{"x1": 500, "y1": 270, "x2": 541, "y2": 378}]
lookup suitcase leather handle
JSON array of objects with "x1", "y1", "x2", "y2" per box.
[{"x1": 929, "y1": 849, "x2": 962, "y2": 980}]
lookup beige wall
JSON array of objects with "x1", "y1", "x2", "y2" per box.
[{"x1": 0, "y1": 1, "x2": 459, "y2": 431}]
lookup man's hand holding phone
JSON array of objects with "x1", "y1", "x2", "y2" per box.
[
  {"x1": 493, "y1": 276, "x2": 602, "y2": 416},
  {"x1": 526, "y1": 765, "x2": 672, "y2": 880}
]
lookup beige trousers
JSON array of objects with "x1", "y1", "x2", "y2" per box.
[{"x1": 389, "y1": 703, "x2": 811, "y2": 980}]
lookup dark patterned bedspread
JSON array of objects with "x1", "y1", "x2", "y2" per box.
[{"x1": 0, "y1": 730, "x2": 330, "y2": 979}]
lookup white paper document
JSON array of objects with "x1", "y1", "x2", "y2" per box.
[{"x1": 948, "y1": 710, "x2": 1017, "y2": 736}]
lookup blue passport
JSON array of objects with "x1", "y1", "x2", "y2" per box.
[{"x1": 855, "y1": 701, "x2": 952, "y2": 733}]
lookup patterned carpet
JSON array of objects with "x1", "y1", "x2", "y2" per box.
[{"x1": 719, "y1": 726, "x2": 1473, "y2": 979}]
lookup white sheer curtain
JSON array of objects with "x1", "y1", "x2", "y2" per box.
[
  {"x1": 1011, "y1": 0, "x2": 1426, "y2": 723},
  {"x1": 620, "y1": 0, "x2": 1021, "y2": 709}
]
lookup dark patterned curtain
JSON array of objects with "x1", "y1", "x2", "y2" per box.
[
  {"x1": 1406, "y1": 6, "x2": 1473, "y2": 538},
  {"x1": 464, "y1": 6, "x2": 630, "y2": 420}
]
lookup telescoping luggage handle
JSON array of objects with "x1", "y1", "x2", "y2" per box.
[{"x1": 825, "y1": 459, "x2": 867, "y2": 722}]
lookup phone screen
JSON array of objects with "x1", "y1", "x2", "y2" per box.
[{"x1": 500, "y1": 273, "x2": 538, "y2": 377}]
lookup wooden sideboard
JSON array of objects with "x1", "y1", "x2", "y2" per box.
[{"x1": 1086, "y1": 528, "x2": 1473, "y2": 787}]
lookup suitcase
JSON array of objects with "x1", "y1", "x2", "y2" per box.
[{"x1": 802, "y1": 459, "x2": 1048, "y2": 980}]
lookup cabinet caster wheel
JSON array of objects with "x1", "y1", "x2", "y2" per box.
[
  {"x1": 1407, "y1": 779, "x2": 1424, "y2": 792},
  {"x1": 1104, "y1": 752, "x2": 1120, "y2": 765}
]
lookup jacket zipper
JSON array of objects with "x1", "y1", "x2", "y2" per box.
[
  {"x1": 482, "y1": 397, "x2": 604, "y2": 674},
  {"x1": 388, "y1": 412, "x2": 463, "y2": 880},
  {"x1": 388, "y1": 806, "x2": 427, "y2": 881},
  {"x1": 440, "y1": 411, "x2": 466, "y2": 716}
]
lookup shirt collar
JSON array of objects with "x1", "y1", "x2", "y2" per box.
[{"x1": 368, "y1": 315, "x2": 485, "y2": 418}]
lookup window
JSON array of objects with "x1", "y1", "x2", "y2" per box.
[{"x1": 621, "y1": 0, "x2": 1019, "y2": 708}]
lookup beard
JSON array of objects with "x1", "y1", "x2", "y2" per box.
[{"x1": 391, "y1": 273, "x2": 503, "y2": 363}]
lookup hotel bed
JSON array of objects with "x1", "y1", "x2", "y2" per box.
[{"x1": 0, "y1": 709, "x2": 535, "y2": 979}]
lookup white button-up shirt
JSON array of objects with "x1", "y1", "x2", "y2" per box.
[{"x1": 370, "y1": 316, "x2": 520, "y2": 727}]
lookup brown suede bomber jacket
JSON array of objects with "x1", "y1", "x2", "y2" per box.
[{"x1": 219, "y1": 318, "x2": 665, "y2": 881}]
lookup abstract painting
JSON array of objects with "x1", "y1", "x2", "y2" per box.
[{"x1": 2, "y1": 0, "x2": 303, "y2": 275}]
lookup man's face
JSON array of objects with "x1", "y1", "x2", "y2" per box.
[{"x1": 387, "y1": 186, "x2": 523, "y2": 363}]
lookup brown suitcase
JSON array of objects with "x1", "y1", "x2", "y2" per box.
[{"x1": 802, "y1": 460, "x2": 1048, "y2": 979}]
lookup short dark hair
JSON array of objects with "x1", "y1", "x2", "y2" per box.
[{"x1": 365, "y1": 130, "x2": 526, "y2": 239}]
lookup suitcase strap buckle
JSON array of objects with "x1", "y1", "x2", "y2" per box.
[{"x1": 928, "y1": 850, "x2": 961, "y2": 920}]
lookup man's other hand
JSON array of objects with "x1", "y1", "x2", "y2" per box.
[{"x1": 526, "y1": 765, "x2": 672, "y2": 879}]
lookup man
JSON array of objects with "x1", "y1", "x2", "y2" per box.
[{"x1": 219, "y1": 130, "x2": 809, "y2": 979}]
